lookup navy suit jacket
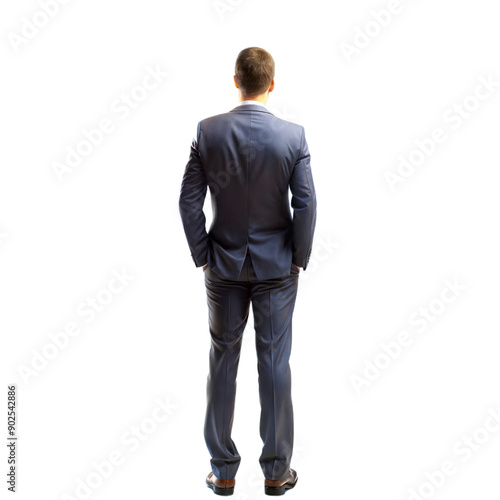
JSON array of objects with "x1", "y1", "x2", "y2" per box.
[{"x1": 179, "y1": 103, "x2": 317, "y2": 280}]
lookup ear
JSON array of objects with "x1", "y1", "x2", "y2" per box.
[
  {"x1": 233, "y1": 75, "x2": 239, "y2": 89},
  {"x1": 269, "y1": 78, "x2": 275, "y2": 92}
]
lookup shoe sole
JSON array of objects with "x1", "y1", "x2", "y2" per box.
[
  {"x1": 265, "y1": 479, "x2": 297, "y2": 496},
  {"x1": 206, "y1": 482, "x2": 235, "y2": 496}
]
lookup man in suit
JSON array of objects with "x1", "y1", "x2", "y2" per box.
[{"x1": 179, "y1": 47, "x2": 316, "y2": 496}]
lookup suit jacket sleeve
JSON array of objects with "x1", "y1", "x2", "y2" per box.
[
  {"x1": 179, "y1": 122, "x2": 209, "y2": 267},
  {"x1": 289, "y1": 126, "x2": 317, "y2": 270}
]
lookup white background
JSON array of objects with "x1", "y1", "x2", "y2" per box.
[{"x1": 1, "y1": 0, "x2": 500, "y2": 499}]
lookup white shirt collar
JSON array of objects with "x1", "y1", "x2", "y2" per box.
[{"x1": 238, "y1": 100, "x2": 267, "y2": 108}]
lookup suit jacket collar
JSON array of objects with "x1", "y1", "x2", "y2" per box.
[{"x1": 230, "y1": 103, "x2": 273, "y2": 115}]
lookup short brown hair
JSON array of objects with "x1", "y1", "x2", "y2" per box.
[{"x1": 234, "y1": 47, "x2": 275, "y2": 97}]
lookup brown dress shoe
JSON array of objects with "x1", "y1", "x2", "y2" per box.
[
  {"x1": 264, "y1": 468, "x2": 298, "y2": 496},
  {"x1": 206, "y1": 471, "x2": 235, "y2": 496}
]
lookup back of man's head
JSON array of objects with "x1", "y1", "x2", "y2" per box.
[{"x1": 234, "y1": 47, "x2": 275, "y2": 98}]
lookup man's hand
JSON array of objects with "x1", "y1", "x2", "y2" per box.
[
  {"x1": 202, "y1": 264, "x2": 208, "y2": 271},
  {"x1": 293, "y1": 264, "x2": 301, "y2": 271}
]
